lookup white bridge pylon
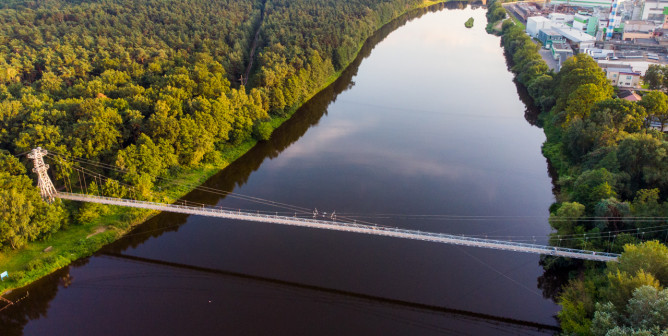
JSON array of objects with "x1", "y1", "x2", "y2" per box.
[
  {"x1": 28, "y1": 147, "x2": 58, "y2": 203},
  {"x1": 31, "y1": 148, "x2": 619, "y2": 262}
]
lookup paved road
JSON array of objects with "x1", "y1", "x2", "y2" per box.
[{"x1": 539, "y1": 47, "x2": 559, "y2": 71}]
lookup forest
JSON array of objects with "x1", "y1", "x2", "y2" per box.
[
  {"x1": 487, "y1": 2, "x2": 668, "y2": 334},
  {"x1": 0, "y1": 0, "x2": 437, "y2": 289}
]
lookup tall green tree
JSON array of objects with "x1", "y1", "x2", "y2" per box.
[
  {"x1": 0, "y1": 169, "x2": 66, "y2": 250},
  {"x1": 553, "y1": 54, "x2": 613, "y2": 124},
  {"x1": 617, "y1": 133, "x2": 668, "y2": 193},
  {"x1": 643, "y1": 65, "x2": 668, "y2": 91},
  {"x1": 572, "y1": 168, "x2": 618, "y2": 211},
  {"x1": 640, "y1": 91, "x2": 668, "y2": 131}
]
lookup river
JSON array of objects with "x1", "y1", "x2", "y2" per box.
[{"x1": 1, "y1": 4, "x2": 563, "y2": 335}]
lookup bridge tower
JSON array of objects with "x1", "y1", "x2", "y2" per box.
[{"x1": 28, "y1": 147, "x2": 57, "y2": 203}]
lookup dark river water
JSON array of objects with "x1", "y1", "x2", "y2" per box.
[{"x1": 2, "y1": 4, "x2": 563, "y2": 335}]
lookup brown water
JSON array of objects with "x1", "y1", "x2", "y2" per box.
[{"x1": 1, "y1": 4, "x2": 562, "y2": 335}]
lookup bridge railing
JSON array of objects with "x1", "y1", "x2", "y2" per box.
[
  {"x1": 236, "y1": 208, "x2": 619, "y2": 259},
  {"x1": 55, "y1": 192, "x2": 620, "y2": 261}
]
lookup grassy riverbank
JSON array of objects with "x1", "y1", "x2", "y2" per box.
[{"x1": 0, "y1": 0, "x2": 452, "y2": 295}]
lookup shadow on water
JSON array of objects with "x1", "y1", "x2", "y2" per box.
[
  {"x1": 0, "y1": 260, "x2": 87, "y2": 336},
  {"x1": 511, "y1": 76, "x2": 561, "y2": 195},
  {"x1": 101, "y1": 252, "x2": 561, "y2": 333},
  {"x1": 513, "y1": 79, "x2": 541, "y2": 127},
  {"x1": 502, "y1": 36, "x2": 568, "y2": 307}
]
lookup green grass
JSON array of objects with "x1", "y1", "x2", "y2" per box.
[
  {"x1": 509, "y1": 14, "x2": 525, "y2": 30},
  {"x1": 0, "y1": 0, "x2": 452, "y2": 295}
]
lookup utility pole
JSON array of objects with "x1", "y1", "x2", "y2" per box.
[{"x1": 28, "y1": 147, "x2": 57, "y2": 203}]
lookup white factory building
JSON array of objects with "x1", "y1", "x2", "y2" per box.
[{"x1": 526, "y1": 16, "x2": 553, "y2": 37}]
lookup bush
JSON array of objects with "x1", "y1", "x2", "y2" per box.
[
  {"x1": 26, "y1": 259, "x2": 43, "y2": 271},
  {"x1": 253, "y1": 121, "x2": 273, "y2": 141},
  {"x1": 8, "y1": 271, "x2": 26, "y2": 282}
]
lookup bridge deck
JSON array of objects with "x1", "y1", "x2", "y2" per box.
[{"x1": 57, "y1": 192, "x2": 619, "y2": 262}]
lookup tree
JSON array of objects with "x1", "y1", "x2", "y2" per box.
[
  {"x1": 115, "y1": 133, "x2": 176, "y2": 185},
  {"x1": 625, "y1": 286, "x2": 668, "y2": 330},
  {"x1": 605, "y1": 269, "x2": 661, "y2": 311},
  {"x1": 177, "y1": 116, "x2": 215, "y2": 166},
  {"x1": 103, "y1": 179, "x2": 127, "y2": 198},
  {"x1": 0, "y1": 173, "x2": 65, "y2": 249},
  {"x1": 617, "y1": 133, "x2": 668, "y2": 193},
  {"x1": 563, "y1": 84, "x2": 611, "y2": 126},
  {"x1": 565, "y1": 99, "x2": 648, "y2": 162},
  {"x1": 554, "y1": 54, "x2": 613, "y2": 121},
  {"x1": 559, "y1": 278, "x2": 598, "y2": 335},
  {"x1": 0, "y1": 185, "x2": 36, "y2": 249},
  {"x1": 640, "y1": 91, "x2": 668, "y2": 131},
  {"x1": 145, "y1": 110, "x2": 181, "y2": 145},
  {"x1": 572, "y1": 168, "x2": 618, "y2": 211},
  {"x1": 591, "y1": 99, "x2": 647, "y2": 134},
  {"x1": 68, "y1": 100, "x2": 123, "y2": 159},
  {"x1": 0, "y1": 150, "x2": 26, "y2": 175},
  {"x1": 527, "y1": 74, "x2": 555, "y2": 112},
  {"x1": 611, "y1": 241, "x2": 668, "y2": 285},
  {"x1": 549, "y1": 202, "x2": 586, "y2": 238},
  {"x1": 564, "y1": 118, "x2": 596, "y2": 161},
  {"x1": 593, "y1": 198, "x2": 630, "y2": 232},
  {"x1": 643, "y1": 65, "x2": 667, "y2": 91},
  {"x1": 253, "y1": 121, "x2": 273, "y2": 141},
  {"x1": 486, "y1": 1, "x2": 507, "y2": 23},
  {"x1": 592, "y1": 286, "x2": 668, "y2": 335}
]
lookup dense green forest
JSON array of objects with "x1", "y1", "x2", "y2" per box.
[
  {"x1": 0, "y1": 0, "x2": 268, "y2": 254},
  {"x1": 251, "y1": 0, "x2": 424, "y2": 113},
  {"x1": 487, "y1": 2, "x2": 668, "y2": 334},
  {"x1": 0, "y1": 0, "x2": 441, "y2": 289}
]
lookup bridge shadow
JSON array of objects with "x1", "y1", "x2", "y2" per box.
[
  {"x1": 0, "y1": 249, "x2": 558, "y2": 335},
  {"x1": 97, "y1": 252, "x2": 560, "y2": 333}
]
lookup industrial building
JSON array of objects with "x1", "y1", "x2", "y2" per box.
[{"x1": 526, "y1": 16, "x2": 553, "y2": 37}]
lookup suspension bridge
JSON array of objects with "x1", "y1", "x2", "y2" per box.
[{"x1": 29, "y1": 147, "x2": 620, "y2": 262}]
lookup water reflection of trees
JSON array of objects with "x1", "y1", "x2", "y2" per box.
[
  {"x1": 0, "y1": 259, "x2": 89, "y2": 336},
  {"x1": 503, "y1": 37, "x2": 572, "y2": 305},
  {"x1": 512, "y1": 79, "x2": 542, "y2": 127},
  {"x1": 537, "y1": 256, "x2": 575, "y2": 300}
]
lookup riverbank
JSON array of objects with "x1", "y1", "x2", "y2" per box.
[
  {"x1": 486, "y1": 1, "x2": 668, "y2": 334},
  {"x1": 0, "y1": 0, "x2": 452, "y2": 296}
]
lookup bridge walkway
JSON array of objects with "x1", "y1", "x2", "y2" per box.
[{"x1": 57, "y1": 192, "x2": 619, "y2": 262}]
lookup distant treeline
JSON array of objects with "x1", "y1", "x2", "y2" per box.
[{"x1": 487, "y1": 2, "x2": 668, "y2": 334}]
